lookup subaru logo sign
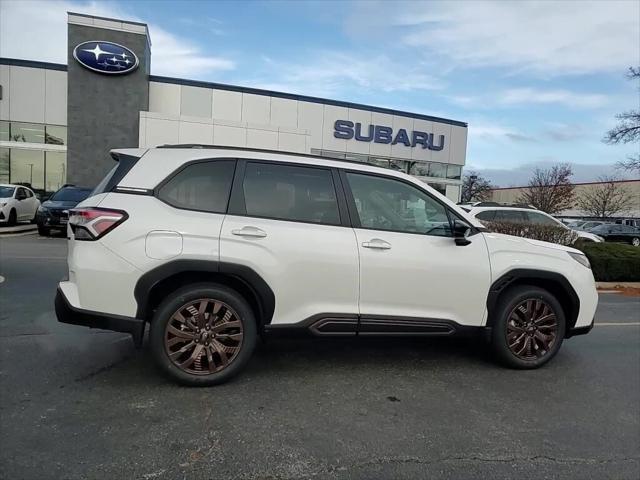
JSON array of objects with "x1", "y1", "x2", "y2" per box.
[{"x1": 73, "y1": 41, "x2": 139, "y2": 75}]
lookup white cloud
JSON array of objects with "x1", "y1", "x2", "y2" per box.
[
  {"x1": 498, "y1": 88, "x2": 608, "y2": 108},
  {"x1": 0, "y1": 0, "x2": 235, "y2": 77},
  {"x1": 241, "y1": 52, "x2": 443, "y2": 98},
  {"x1": 394, "y1": 0, "x2": 639, "y2": 75}
]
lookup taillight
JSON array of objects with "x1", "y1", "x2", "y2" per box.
[{"x1": 68, "y1": 207, "x2": 127, "y2": 241}]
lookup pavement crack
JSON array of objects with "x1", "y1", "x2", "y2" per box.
[
  {"x1": 74, "y1": 356, "x2": 132, "y2": 382},
  {"x1": 359, "y1": 454, "x2": 640, "y2": 467}
]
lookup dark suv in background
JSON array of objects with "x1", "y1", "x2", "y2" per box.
[{"x1": 36, "y1": 185, "x2": 93, "y2": 236}]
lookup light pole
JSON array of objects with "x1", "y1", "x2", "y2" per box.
[{"x1": 27, "y1": 163, "x2": 34, "y2": 185}]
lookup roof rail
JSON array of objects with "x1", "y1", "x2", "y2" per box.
[
  {"x1": 474, "y1": 201, "x2": 537, "y2": 210},
  {"x1": 155, "y1": 144, "x2": 398, "y2": 171}
]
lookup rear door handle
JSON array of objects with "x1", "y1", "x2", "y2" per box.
[
  {"x1": 362, "y1": 238, "x2": 391, "y2": 250},
  {"x1": 231, "y1": 226, "x2": 267, "y2": 238}
]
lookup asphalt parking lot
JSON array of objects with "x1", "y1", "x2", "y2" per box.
[{"x1": 0, "y1": 234, "x2": 638, "y2": 480}]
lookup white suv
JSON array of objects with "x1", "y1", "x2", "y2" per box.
[
  {"x1": 463, "y1": 204, "x2": 604, "y2": 243},
  {"x1": 55, "y1": 147, "x2": 598, "y2": 385}
]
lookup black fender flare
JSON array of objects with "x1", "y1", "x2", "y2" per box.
[
  {"x1": 133, "y1": 260, "x2": 275, "y2": 325},
  {"x1": 485, "y1": 268, "x2": 580, "y2": 330}
]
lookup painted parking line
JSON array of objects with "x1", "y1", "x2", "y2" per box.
[{"x1": 595, "y1": 322, "x2": 640, "y2": 326}]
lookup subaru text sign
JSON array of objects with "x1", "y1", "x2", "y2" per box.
[
  {"x1": 73, "y1": 41, "x2": 139, "y2": 75},
  {"x1": 334, "y1": 120, "x2": 444, "y2": 151}
]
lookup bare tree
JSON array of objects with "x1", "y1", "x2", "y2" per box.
[
  {"x1": 577, "y1": 176, "x2": 635, "y2": 218},
  {"x1": 516, "y1": 164, "x2": 574, "y2": 214},
  {"x1": 461, "y1": 171, "x2": 492, "y2": 203},
  {"x1": 616, "y1": 154, "x2": 640, "y2": 173},
  {"x1": 605, "y1": 67, "x2": 640, "y2": 163}
]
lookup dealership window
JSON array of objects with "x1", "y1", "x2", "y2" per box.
[
  {"x1": 427, "y1": 183, "x2": 447, "y2": 196},
  {"x1": 447, "y1": 164, "x2": 462, "y2": 180},
  {"x1": 243, "y1": 162, "x2": 340, "y2": 225},
  {"x1": 0, "y1": 148, "x2": 9, "y2": 183},
  {"x1": 428, "y1": 162, "x2": 447, "y2": 178},
  {"x1": 45, "y1": 151, "x2": 67, "y2": 191},
  {"x1": 10, "y1": 122, "x2": 45, "y2": 143},
  {"x1": 0, "y1": 121, "x2": 9, "y2": 142},
  {"x1": 10, "y1": 149, "x2": 45, "y2": 189},
  {"x1": 409, "y1": 162, "x2": 430, "y2": 176},
  {"x1": 45, "y1": 125, "x2": 67, "y2": 145}
]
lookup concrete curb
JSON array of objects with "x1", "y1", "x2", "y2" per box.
[
  {"x1": 596, "y1": 282, "x2": 640, "y2": 289},
  {"x1": 0, "y1": 224, "x2": 37, "y2": 236}
]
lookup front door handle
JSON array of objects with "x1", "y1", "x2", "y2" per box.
[
  {"x1": 231, "y1": 226, "x2": 267, "y2": 238},
  {"x1": 362, "y1": 238, "x2": 391, "y2": 250}
]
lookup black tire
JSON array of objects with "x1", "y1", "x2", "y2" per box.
[
  {"x1": 490, "y1": 285, "x2": 565, "y2": 369},
  {"x1": 7, "y1": 209, "x2": 17, "y2": 226},
  {"x1": 631, "y1": 237, "x2": 640, "y2": 247},
  {"x1": 149, "y1": 283, "x2": 257, "y2": 386},
  {"x1": 37, "y1": 225, "x2": 50, "y2": 236}
]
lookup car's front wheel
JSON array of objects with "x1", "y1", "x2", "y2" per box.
[
  {"x1": 490, "y1": 285, "x2": 565, "y2": 369},
  {"x1": 149, "y1": 284, "x2": 257, "y2": 386},
  {"x1": 37, "y1": 226, "x2": 50, "y2": 236}
]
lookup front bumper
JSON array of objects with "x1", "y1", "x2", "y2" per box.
[
  {"x1": 55, "y1": 287, "x2": 145, "y2": 347},
  {"x1": 566, "y1": 316, "x2": 595, "y2": 338},
  {"x1": 37, "y1": 211, "x2": 68, "y2": 228}
]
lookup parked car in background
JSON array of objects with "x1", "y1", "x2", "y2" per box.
[
  {"x1": 465, "y1": 203, "x2": 604, "y2": 243},
  {"x1": 615, "y1": 219, "x2": 639, "y2": 228},
  {"x1": 573, "y1": 220, "x2": 609, "y2": 231},
  {"x1": 588, "y1": 223, "x2": 640, "y2": 246},
  {"x1": 0, "y1": 184, "x2": 40, "y2": 226},
  {"x1": 36, "y1": 185, "x2": 93, "y2": 236}
]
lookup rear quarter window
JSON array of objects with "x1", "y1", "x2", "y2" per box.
[{"x1": 157, "y1": 160, "x2": 235, "y2": 213}]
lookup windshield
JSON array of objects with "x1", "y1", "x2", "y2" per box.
[
  {"x1": 0, "y1": 186, "x2": 15, "y2": 198},
  {"x1": 50, "y1": 188, "x2": 92, "y2": 202}
]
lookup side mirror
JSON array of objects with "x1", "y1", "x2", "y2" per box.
[{"x1": 453, "y1": 219, "x2": 472, "y2": 246}]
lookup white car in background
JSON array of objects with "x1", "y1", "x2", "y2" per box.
[
  {"x1": 463, "y1": 203, "x2": 604, "y2": 243},
  {"x1": 0, "y1": 184, "x2": 40, "y2": 226}
]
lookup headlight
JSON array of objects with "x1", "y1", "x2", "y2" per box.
[
  {"x1": 595, "y1": 235, "x2": 604, "y2": 242},
  {"x1": 37, "y1": 206, "x2": 45, "y2": 212},
  {"x1": 568, "y1": 251, "x2": 591, "y2": 269},
  {"x1": 0, "y1": 202, "x2": 6, "y2": 208}
]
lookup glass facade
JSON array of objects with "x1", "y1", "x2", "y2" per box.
[
  {"x1": 0, "y1": 121, "x2": 67, "y2": 145},
  {"x1": 0, "y1": 148, "x2": 67, "y2": 194},
  {"x1": 310, "y1": 148, "x2": 463, "y2": 181},
  {"x1": 0, "y1": 121, "x2": 67, "y2": 194}
]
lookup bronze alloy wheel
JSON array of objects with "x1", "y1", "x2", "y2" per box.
[
  {"x1": 506, "y1": 298, "x2": 558, "y2": 361},
  {"x1": 164, "y1": 298, "x2": 244, "y2": 375}
]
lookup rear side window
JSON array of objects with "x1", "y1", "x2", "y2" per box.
[
  {"x1": 475, "y1": 210, "x2": 496, "y2": 221},
  {"x1": 526, "y1": 211, "x2": 558, "y2": 226},
  {"x1": 494, "y1": 210, "x2": 528, "y2": 223},
  {"x1": 242, "y1": 162, "x2": 340, "y2": 225},
  {"x1": 158, "y1": 160, "x2": 235, "y2": 213}
]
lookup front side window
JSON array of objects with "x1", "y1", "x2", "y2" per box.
[
  {"x1": 242, "y1": 162, "x2": 340, "y2": 225},
  {"x1": 158, "y1": 160, "x2": 235, "y2": 213},
  {"x1": 346, "y1": 172, "x2": 452, "y2": 236}
]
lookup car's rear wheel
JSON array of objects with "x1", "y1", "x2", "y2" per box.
[
  {"x1": 490, "y1": 285, "x2": 565, "y2": 369},
  {"x1": 631, "y1": 237, "x2": 639, "y2": 247},
  {"x1": 149, "y1": 284, "x2": 257, "y2": 386}
]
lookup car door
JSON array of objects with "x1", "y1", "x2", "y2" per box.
[
  {"x1": 14, "y1": 187, "x2": 28, "y2": 220},
  {"x1": 220, "y1": 160, "x2": 360, "y2": 330},
  {"x1": 24, "y1": 189, "x2": 38, "y2": 218},
  {"x1": 342, "y1": 170, "x2": 491, "y2": 330}
]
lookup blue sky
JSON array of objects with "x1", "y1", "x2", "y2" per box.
[{"x1": 1, "y1": 0, "x2": 639, "y2": 186}]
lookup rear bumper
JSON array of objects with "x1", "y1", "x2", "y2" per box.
[{"x1": 55, "y1": 286, "x2": 145, "y2": 346}]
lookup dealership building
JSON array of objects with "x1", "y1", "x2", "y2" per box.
[{"x1": 0, "y1": 13, "x2": 468, "y2": 201}]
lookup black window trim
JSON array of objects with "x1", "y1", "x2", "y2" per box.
[
  {"x1": 339, "y1": 168, "x2": 475, "y2": 238},
  {"x1": 226, "y1": 158, "x2": 350, "y2": 228},
  {"x1": 153, "y1": 157, "x2": 237, "y2": 215}
]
